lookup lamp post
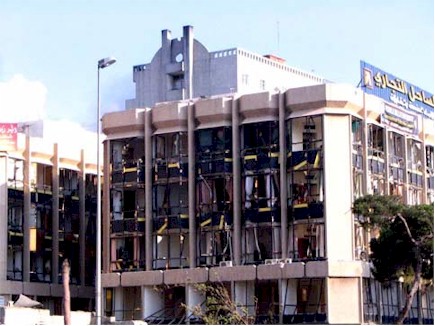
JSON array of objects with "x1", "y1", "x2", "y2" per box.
[{"x1": 96, "y1": 57, "x2": 116, "y2": 325}]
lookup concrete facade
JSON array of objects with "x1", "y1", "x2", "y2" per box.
[
  {"x1": 0, "y1": 122, "x2": 98, "y2": 314},
  {"x1": 125, "y1": 26, "x2": 326, "y2": 109},
  {"x1": 101, "y1": 26, "x2": 434, "y2": 324},
  {"x1": 102, "y1": 83, "x2": 434, "y2": 324}
]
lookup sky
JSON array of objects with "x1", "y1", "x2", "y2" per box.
[{"x1": 0, "y1": 0, "x2": 433, "y2": 133}]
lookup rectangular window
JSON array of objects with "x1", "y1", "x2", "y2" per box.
[
  {"x1": 260, "y1": 79, "x2": 266, "y2": 90},
  {"x1": 242, "y1": 74, "x2": 249, "y2": 85}
]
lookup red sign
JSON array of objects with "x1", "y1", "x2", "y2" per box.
[{"x1": 0, "y1": 123, "x2": 18, "y2": 152}]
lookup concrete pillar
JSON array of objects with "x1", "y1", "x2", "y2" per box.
[
  {"x1": 327, "y1": 277, "x2": 362, "y2": 324},
  {"x1": 362, "y1": 94, "x2": 369, "y2": 195},
  {"x1": 141, "y1": 285, "x2": 164, "y2": 320},
  {"x1": 114, "y1": 287, "x2": 124, "y2": 321},
  {"x1": 231, "y1": 97, "x2": 241, "y2": 265},
  {"x1": 421, "y1": 118, "x2": 428, "y2": 204},
  {"x1": 0, "y1": 152, "x2": 8, "y2": 280},
  {"x1": 183, "y1": 25, "x2": 194, "y2": 100},
  {"x1": 186, "y1": 284, "x2": 205, "y2": 321},
  {"x1": 144, "y1": 109, "x2": 153, "y2": 270},
  {"x1": 23, "y1": 132, "x2": 30, "y2": 282},
  {"x1": 188, "y1": 102, "x2": 196, "y2": 268},
  {"x1": 323, "y1": 115, "x2": 353, "y2": 261},
  {"x1": 384, "y1": 128, "x2": 390, "y2": 195},
  {"x1": 234, "y1": 281, "x2": 255, "y2": 317},
  {"x1": 278, "y1": 92, "x2": 288, "y2": 258},
  {"x1": 102, "y1": 140, "x2": 111, "y2": 272},
  {"x1": 79, "y1": 149, "x2": 86, "y2": 285},
  {"x1": 52, "y1": 143, "x2": 59, "y2": 283},
  {"x1": 404, "y1": 137, "x2": 409, "y2": 203}
]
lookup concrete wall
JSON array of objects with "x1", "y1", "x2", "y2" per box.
[
  {"x1": 327, "y1": 277, "x2": 361, "y2": 324},
  {"x1": 323, "y1": 114, "x2": 353, "y2": 261}
]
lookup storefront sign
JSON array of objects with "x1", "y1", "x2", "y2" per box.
[
  {"x1": 381, "y1": 103, "x2": 418, "y2": 135},
  {"x1": 360, "y1": 61, "x2": 434, "y2": 121},
  {"x1": 0, "y1": 123, "x2": 18, "y2": 152}
]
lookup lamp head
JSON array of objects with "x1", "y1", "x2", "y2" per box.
[{"x1": 98, "y1": 57, "x2": 117, "y2": 69}]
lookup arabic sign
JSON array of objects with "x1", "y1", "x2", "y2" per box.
[
  {"x1": 381, "y1": 103, "x2": 418, "y2": 135},
  {"x1": 360, "y1": 61, "x2": 434, "y2": 121},
  {"x1": 0, "y1": 123, "x2": 18, "y2": 152}
]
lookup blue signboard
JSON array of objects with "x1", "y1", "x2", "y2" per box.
[{"x1": 360, "y1": 61, "x2": 434, "y2": 121}]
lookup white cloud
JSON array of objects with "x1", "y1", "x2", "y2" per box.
[
  {"x1": 42, "y1": 119, "x2": 99, "y2": 161},
  {"x1": 0, "y1": 74, "x2": 47, "y2": 122}
]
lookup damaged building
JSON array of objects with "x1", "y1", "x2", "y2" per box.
[
  {"x1": 100, "y1": 26, "x2": 434, "y2": 324},
  {"x1": 0, "y1": 122, "x2": 97, "y2": 314}
]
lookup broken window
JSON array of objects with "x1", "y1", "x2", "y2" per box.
[
  {"x1": 152, "y1": 131, "x2": 189, "y2": 270},
  {"x1": 7, "y1": 158, "x2": 24, "y2": 190},
  {"x1": 58, "y1": 168, "x2": 80, "y2": 284},
  {"x1": 352, "y1": 118, "x2": 364, "y2": 199},
  {"x1": 7, "y1": 185, "x2": 24, "y2": 281},
  {"x1": 109, "y1": 138, "x2": 146, "y2": 272},
  {"x1": 85, "y1": 173, "x2": 97, "y2": 285},
  {"x1": 286, "y1": 116, "x2": 325, "y2": 262},
  {"x1": 242, "y1": 224, "x2": 281, "y2": 264},
  {"x1": 426, "y1": 146, "x2": 434, "y2": 203},
  {"x1": 287, "y1": 116, "x2": 324, "y2": 220},
  {"x1": 31, "y1": 163, "x2": 53, "y2": 192},
  {"x1": 196, "y1": 127, "x2": 233, "y2": 266},
  {"x1": 388, "y1": 131, "x2": 405, "y2": 198}
]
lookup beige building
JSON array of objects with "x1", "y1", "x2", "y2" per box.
[
  {"x1": 0, "y1": 121, "x2": 98, "y2": 315},
  {"x1": 101, "y1": 82, "x2": 434, "y2": 324}
]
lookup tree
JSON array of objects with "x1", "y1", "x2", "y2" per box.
[
  {"x1": 183, "y1": 282, "x2": 255, "y2": 325},
  {"x1": 353, "y1": 195, "x2": 433, "y2": 324}
]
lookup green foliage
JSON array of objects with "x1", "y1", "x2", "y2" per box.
[
  {"x1": 353, "y1": 195, "x2": 433, "y2": 285},
  {"x1": 353, "y1": 194, "x2": 403, "y2": 227},
  {"x1": 184, "y1": 282, "x2": 255, "y2": 325}
]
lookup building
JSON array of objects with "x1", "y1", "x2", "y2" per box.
[
  {"x1": 100, "y1": 26, "x2": 434, "y2": 324},
  {"x1": 0, "y1": 121, "x2": 98, "y2": 314},
  {"x1": 125, "y1": 25, "x2": 326, "y2": 109}
]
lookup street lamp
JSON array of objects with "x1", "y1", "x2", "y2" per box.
[{"x1": 96, "y1": 56, "x2": 116, "y2": 325}]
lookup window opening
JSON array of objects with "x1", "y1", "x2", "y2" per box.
[
  {"x1": 241, "y1": 121, "x2": 281, "y2": 264},
  {"x1": 196, "y1": 127, "x2": 234, "y2": 267},
  {"x1": 287, "y1": 116, "x2": 325, "y2": 262},
  {"x1": 152, "y1": 132, "x2": 189, "y2": 270},
  {"x1": 109, "y1": 138, "x2": 145, "y2": 272}
]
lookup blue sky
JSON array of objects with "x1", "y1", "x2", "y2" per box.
[{"x1": 0, "y1": 0, "x2": 433, "y2": 131}]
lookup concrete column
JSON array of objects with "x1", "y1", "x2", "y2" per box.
[
  {"x1": 52, "y1": 143, "x2": 59, "y2": 283},
  {"x1": 278, "y1": 92, "x2": 288, "y2": 259},
  {"x1": 186, "y1": 284, "x2": 205, "y2": 321},
  {"x1": 234, "y1": 281, "x2": 255, "y2": 317},
  {"x1": 384, "y1": 128, "x2": 390, "y2": 195},
  {"x1": 421, "y1": 119, "x2": 428, "y2": 204},
  {"x1": 188, "y1": 102, "x2": 197, "y2": 268},
  {"x1": 231, "y1": 97, "x2": 241, "y2": 265},
  {"x1": 323, "y1": 115, "x2": 353, "y2": 261},
  {"x1": 142, "y1": 285, "x2": 164, "y2": 320},
  {"x1": 183, "y1": 25, "x2": 194, "y2": 100},
  {"x1": 114, "y1": 287, "x2": 124, "y2": 321},
  {"x1": 0, "y1": 152, "x2": 8, "y2": 280},
  {"x1": 23, "y1": 132, "x2": 30, "y2": 282},
  {"x1": 362, "y1": 94, "x2": 369, "y2": 195},
  {"x1": 102, "y1": 140, "x2": 111, "y2": 272},
  {"x1": 79, "y1": 149, "x2": 86, "y2": 285},
  {"x1": 327, "y1": 277, "x2": 362, "y2": 324},
  {"x1": 144, "y1": 109, "x2": 153, "y2": 271},
  {"x1": 403, "y1": 137, "x2": 409, "y2": 203}
]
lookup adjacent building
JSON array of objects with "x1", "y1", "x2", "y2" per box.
[
  {"x1": 0, "y1": 121, "x2": 98, "y2": 314},
  {"x1": 99, "y1": 26, "x2": 434, "y2": 324}
]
